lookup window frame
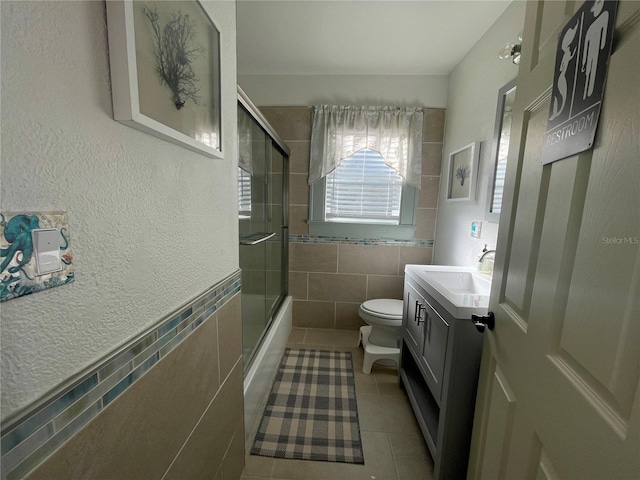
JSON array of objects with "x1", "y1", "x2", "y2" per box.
[{"x1": 308, "y1": 160, "x2": 419, "y2": 240}]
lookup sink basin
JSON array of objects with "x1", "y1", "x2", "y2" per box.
[
  {"x1": 419, "y1": 270, "x2": 491, "y2": 296},
  {"x1": 405, "y1": 265, "x2": 492, "y2": 319}
]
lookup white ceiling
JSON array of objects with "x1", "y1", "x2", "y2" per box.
[{"x1": 237, "y1": 1, "x2": 512, "y2": 76}]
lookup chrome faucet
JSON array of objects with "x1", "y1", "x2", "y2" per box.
[
  {"x1": 479, "y1": 248, "x2": 496, "y2": 262},
  {"x1": 478, "y1": 245, "x2": 496, "y2": 275}
]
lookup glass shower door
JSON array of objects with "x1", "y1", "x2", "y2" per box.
[
  {"x1": 238, "y1": 97, "x2": 289, "y2": 371},
  {"x1": 239, "y1": 107, "x2": 269, "y2": 364},
  {"x1": 265, "y1": 144, "x2": 286, "y2": 320}
]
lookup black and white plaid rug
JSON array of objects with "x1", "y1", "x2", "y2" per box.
[{"x1": 251, "y1": 348, "x2": 364, "y2": 464}]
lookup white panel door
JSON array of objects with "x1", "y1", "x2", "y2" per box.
[{"x1": 468, "y1": 1, "x2": 640, "y2": 478}]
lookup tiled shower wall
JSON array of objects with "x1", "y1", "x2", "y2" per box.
[{"x1": 261, "y1": 107, "x2": 445, "y2": 330}]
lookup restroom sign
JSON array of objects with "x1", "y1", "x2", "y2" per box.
[{"x1": 541, "y1": 0, "x2": 618, "y2": 165}]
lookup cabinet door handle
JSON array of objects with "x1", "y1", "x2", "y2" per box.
[{"x1": 416, "y1": 303, "x2": 425, "y2": 325}]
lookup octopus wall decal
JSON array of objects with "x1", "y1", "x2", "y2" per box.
[
  {"x1": 0, "y1": 214, "x2": 40, "y2": 275},
  {"x1": 0, "y1": 212, "x2": 74, "y2": 302}
]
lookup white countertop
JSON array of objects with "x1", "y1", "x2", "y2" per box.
[{"x1": 405, "y1": 265, "x2": 491, "y2": 319}]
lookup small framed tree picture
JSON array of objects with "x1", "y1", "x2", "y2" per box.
[
  {"x1": 447, "y1": 142, "x2": 480, "y2": 201},
  {"x1": 106, "y1": 0, "x2": 222, "y2": 158}
]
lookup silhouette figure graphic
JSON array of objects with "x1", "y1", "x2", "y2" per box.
[
  {"x1": 582, "y1": 0, "x2": 609, "y2": 99},
  {"x1": 550, "y1": 20, "x2": 579, "y2": 121}
]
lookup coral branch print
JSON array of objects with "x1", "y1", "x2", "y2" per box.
[
  {"x1": 455, "y1": 164, "x2": 470, "y2": 186},
  {"x1": 143, "y1": 6, "x2": 205, "y2": 110}
]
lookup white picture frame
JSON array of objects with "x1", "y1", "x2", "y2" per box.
[
  {"x1": 106, "y1": 0, "x2": 222, "y2": 158},
  {"x1": 446, "y1": 142, "x2": 480, "y2": 201}
]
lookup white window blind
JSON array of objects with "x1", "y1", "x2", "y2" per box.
[
  {"x1": 325, "y1": 149, "x2": 403, "y2": 224},
  {"x1": 238, "y1": 167, "x2": 251, "y2": 217}
]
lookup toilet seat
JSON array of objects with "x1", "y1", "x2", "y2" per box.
[{"x1": 359, "y1": 299, "x2": 403, "y2": 326}]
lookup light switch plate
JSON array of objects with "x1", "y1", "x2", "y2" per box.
[
  {"x1": 471, "y1": 221, "x2": 482, "y2": 238},
  {"x1": 1, "y1": 211, "x2": 74, "y2": 302},
  {"x1": 31, "y1": 228, "x2": 63, "y2": 275}
]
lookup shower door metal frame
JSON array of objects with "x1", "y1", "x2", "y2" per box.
[{"x1": 238, "y1": 86, "x2": 290, "y2": 372}]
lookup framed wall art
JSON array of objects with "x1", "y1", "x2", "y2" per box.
[
  {"x1": 446, "y1": 141, "x2": 480, "y2": 201},
  {"x1": 106, "y1": 0, "x2": 222, "y2": 158}
]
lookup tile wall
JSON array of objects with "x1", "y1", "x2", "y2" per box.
[
  {"x1": 1, "y1": 272, "x2": 244, "y2": 480},
  {"x1": 261, "y1": 107, "x2": 445, "y2": 330}
]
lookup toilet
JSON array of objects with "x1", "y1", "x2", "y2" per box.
[{"x1": 358, "y1": 299, "x2": 403, "y2": 374}]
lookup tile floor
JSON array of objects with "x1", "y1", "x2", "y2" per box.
[{"x1": 241, "y1": 328, "x2": 434, "y2": 480}]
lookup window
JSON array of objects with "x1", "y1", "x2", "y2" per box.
[
  {"x1": 238, "y1": 167, "x2": 251, "y2": 218},
  {"x1": 309, "y1": 151, "x2": 418, "y2": 240},
  {"x1": 325, "y1": 149, "x2": 403, "y2": 224},
  {"x1": 308, "y1": 105, "x2": 423, "y2": 240}
]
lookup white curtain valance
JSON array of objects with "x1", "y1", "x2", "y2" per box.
[{"x1": 309, "y1": 105, "x2": 424, "y2": 189}]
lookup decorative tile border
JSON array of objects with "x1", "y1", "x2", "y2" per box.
[
  {"x1": 0, "y1": 270, "x2": 241, "y2": 480},
  {"x1": 290, "y1": 234, "x2": 434, "y2": 248}
]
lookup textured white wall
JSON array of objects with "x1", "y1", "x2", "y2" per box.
[
  {"x1": 0, "y1": 0, "x2": 238, "y2": 417},
  {"x1": 433, "y1": 1, "x2": 525, "y2": 267},
  {"x1": 238, "y1": 74, "x2": 448, "y2": 108}
]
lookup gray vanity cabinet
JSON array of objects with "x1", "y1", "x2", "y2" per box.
[
  {"x1": 405, "y1": 281, "x2": 449, "y2": 403},
  {"x1": 400, "y1": 272, "x2": 484, "y2": 479}
]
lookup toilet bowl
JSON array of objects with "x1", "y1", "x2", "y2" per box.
[
  {"x1": 358, "y1": 299, "x2": 403, "y2": 374},
  {"x1": 359, "y1": 299, "x2": 404, "y2": 348}
]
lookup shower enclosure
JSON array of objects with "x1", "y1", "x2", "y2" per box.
[{"x1": 237, "y1": 87, "x2": 290, "y2": 373}]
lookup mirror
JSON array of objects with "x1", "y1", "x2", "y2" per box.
[{"x1": 486, "y1": 79, "x2": 516, "y2": 222}]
